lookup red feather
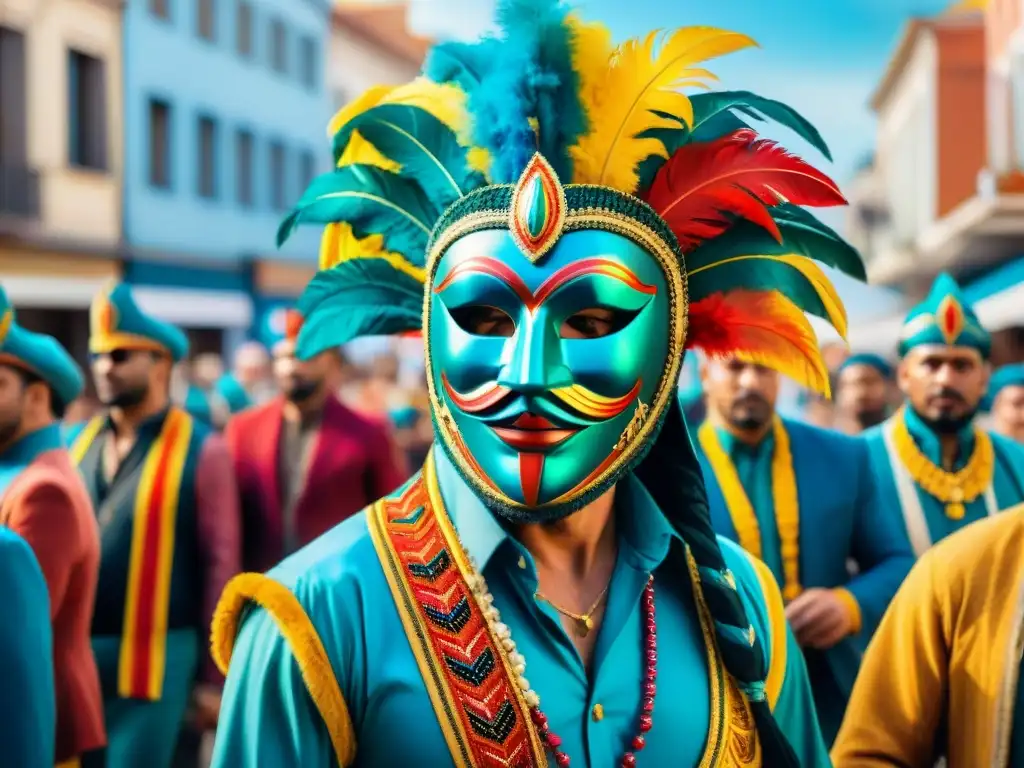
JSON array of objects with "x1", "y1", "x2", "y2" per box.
[
  {"x1": 643, "y1": 129, "x2": 847, "y2": 252},
  {"x1": 284, "y1": 309, "x2": 304, "y2": 342}
]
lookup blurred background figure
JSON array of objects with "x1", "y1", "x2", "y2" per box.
[
  {"x1": 984, "y1": 363, "x2": 1024, "y2": 442},
  {"x1": 834, "y1": 353, "x2": 895, "y2": 435},
  {"x1": 231, "y1": 343, "x2": 275, "y2": 406},
  {"x1": 225, "y1": 311, "x2": 408, "y2": 574}
]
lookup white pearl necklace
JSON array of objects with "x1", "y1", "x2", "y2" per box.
[{"x1": 464, "y1": 554, "x2": 542, "y2": 709}]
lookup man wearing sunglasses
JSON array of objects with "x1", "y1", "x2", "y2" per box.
[
  {"x1": 66, "y1": 282, "x2": 241, "y2": 768},
  {"x1": 0, "y1": 286, "x2": 105, "y2": 766}
]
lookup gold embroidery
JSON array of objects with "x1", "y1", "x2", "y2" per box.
[
  {"x1": 614, "y1": 400, "x2": 649, "y2": 451},
  {"x1": 892, "y1": 407, "x2": 994, "y2": 520},
  {"x1": 698, "y1": 417, "x2": 803, "y2": 602}
]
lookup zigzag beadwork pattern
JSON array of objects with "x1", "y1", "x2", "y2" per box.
[{"x1": 381, "y1": 478, "x2": 542, "y2": 767}]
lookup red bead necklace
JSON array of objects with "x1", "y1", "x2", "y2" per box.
[{"x1": 529, "y1": 577, "x2": 657, "y2": 768}]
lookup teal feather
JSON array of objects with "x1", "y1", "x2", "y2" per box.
[
  {"x1": 277, "y1": 165, "x2": 434, "y2": 266},
  {"x1": 437, "y1": 0, "x2": 585, "y2": 182},
  {"x1": 684, "y1": 204, "x2": 864, "y2": 280},
  {"x1": 687, "y1": 256, "x2": 835, "y2": 326},
  {"x1": 295, "y1": 258, "x2": 424, "y2": 360},
  {"x1": 423, "y1": 40, "x2": 500, "y2": 90},
  {"x1": 330, "y1": 104, "x2": 485, "y2": 212},
  {"x1": 636, "y1": 92, "x2": 832, "y2": 191}
]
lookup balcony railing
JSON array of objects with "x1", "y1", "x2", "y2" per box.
[{"x1": 0, "y1": 163, "x2": 40, "y2": 219}]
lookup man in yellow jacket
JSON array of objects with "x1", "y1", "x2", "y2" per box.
[{"x1": 831, "y1": 502, "x2": 1024, "y2": 766}]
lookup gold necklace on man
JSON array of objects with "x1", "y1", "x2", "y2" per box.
[{"x1": 535, "y1": 585, "x2": 610, "y2": 638}]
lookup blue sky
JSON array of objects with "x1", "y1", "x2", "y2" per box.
[{"x1": 397, "y1": 0, "x2": 958, "y2": 324}]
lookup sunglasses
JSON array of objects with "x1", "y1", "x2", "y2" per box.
[{"x1": 90, "y1": 349, "x2": 137, "y2": 365}]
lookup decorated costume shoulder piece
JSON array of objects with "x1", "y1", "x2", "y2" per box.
[{"x1": 212, "y1": 2, "x2": 862, "y2": 766}]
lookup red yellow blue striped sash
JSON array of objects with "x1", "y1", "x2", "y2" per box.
[{"x1": 71, "y1": 408, "x2": 194, "y2": 700}]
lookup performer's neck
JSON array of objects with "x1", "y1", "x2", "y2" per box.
[
  {"x1": 109, "y1": 394, "x2": 168, "y2": 435},
  {"x1": 283, "y1": 389, "x2": 328, "y2": 425},
  {"x1": 0, "y1": 414, "x2": 54, "y2": 455},
  {"x1": 515, "y1": 486, "x2": 617, "y2": 582}
]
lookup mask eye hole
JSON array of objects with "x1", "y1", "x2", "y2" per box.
[
  {"x1": 560, "y1": 307, "x2": 638, "y2": 339},
  {"x1": 449, "y1": 305, "x2": 517, "y2": 337}
]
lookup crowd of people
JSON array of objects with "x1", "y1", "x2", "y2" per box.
[{"x1": 6, "y1": 1, "x2": 1024, "y2": 766}]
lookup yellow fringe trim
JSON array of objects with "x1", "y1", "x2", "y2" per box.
[
  {"x1": 749, "y1": 557, "x2": 786, "y2": 711},
  {"x1": 892, "y1": 406, "x2": 994, "y2": 520},
  {"x1": 211, "y1": 573, "x2": 357, "y2": 767},
  {"x1": 698, "y1": 417, "x2": 803, "y2": 602}
]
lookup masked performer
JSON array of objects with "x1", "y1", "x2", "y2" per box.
[
  {"x1": 210, "y1": 2, "x2": 860, "y2": 765},
  {"x1": 0, "y1": 287, "x2": 106, "y2": 765},
  {"x1": 863, "y1": 274, "x2": 1024, "y2": 557}
]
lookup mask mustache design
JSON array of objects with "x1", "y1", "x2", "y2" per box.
[{"x1": 440, "y1": 374, "x2": 642, "y2": 506}]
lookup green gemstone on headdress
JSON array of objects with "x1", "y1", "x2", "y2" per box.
[
  {"x1": 524, "y1": 176, "x2": 548, "y2": 239},
  {"x1": 509, "y1": 153, "x2": 566, "y2": 263}
]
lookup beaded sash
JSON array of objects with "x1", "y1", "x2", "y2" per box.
[
  {"x1": 368, "y1": 454, "x2": 761, "y2": 767},
  {"x1": 368, "y1": 463, "x2": 548, "y2": 768}
]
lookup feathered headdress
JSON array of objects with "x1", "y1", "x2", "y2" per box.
[{"x1": 278, "y1": 0, "x2": 864, "y2": 396}]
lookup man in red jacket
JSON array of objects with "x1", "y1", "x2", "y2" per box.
[
  {"x1": 225, "y1": 310, "x2": 408, "y2": 573},
  {"x1": 0, "y1": 286, "x2": 105, "y2": 766}
]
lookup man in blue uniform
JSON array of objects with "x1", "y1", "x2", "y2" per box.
[
  {"x1": 863, "y1": 273, "x2": 1024, "y2": 556},
  {"x1": 697, "y1": 355, "x2": 913, "y2": 744},
  {"x1": 208, "y1": 1, "x2": 869, "y2": 764}
]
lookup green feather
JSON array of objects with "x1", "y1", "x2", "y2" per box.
[
  {"x1": 331, "y1": 104, "x2": 485, "y2": 212},
  {"x1": 635, "y1": 91, "x2": 832, "y2": 191},
  {"x1": 687, "y1": 255, "x2": 836, "y2": 327},
  {"x1": 684, "y1": 204, "x2": 865, "y2": 281},
  {"x1": 295, "y1": 258, "x2": 424, "y2": 360},
  {"x1": 277, "y1": 165, "x2": 435, "y2": 266}
]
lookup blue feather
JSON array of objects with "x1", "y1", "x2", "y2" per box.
[
  {"x1": 423, "y1": 40, "x2": 500, "y2": 91},
  {"x1": 431, "y1": 0, "x2": 586, "y2": 183},
  {"x1": 296, "y1": 259, "x2": 424, "y2": 360}
]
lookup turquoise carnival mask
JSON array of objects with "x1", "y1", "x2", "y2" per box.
[
  {"x1": 277, "y1": 2, "x2": 864, "y2": 763},
  {"x1": 277, "y1": 0, "x2": 862, "y2": 521}
]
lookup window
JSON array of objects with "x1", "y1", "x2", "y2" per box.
[
  {"x1": 299, "y1": 149, "x2": 316, "y2": 192},
  {"x1": 148, "y1": 99, "x2": 171, "y2": 188},
  {"x1": 197, "y1": 0, "x2": 215, "y2": 41},
  {"x1": 150, "y1": 0, "x2": 170, "y2": 20},
  {"x1": 0, "y1": 27, "x2": 28, "y2": 164},
  {"x1": 269, "y1": 141, "x2": 286, "y2": 210},
  {"x1": 235, "y1": 129, "x2": 254, "y2": 206},
  {"x1": 299, "y1": 35, "x2": 317, "y2": 88},
  {"x1": 197, "y1": 115, "x2": 218, "y2": 198},
  {"x1": 269, "y1": 18, "x2": 287, "y2": 74},
  {"x1": 67, "y1": 50, "x2": 107, "y2": 171},
  {"x1": 236, "y1": 0, "x2": 253, "y2": 57}
]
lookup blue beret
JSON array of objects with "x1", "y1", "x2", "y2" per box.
[
  {"x1": 0, "y1": 286, "x2": 84, "y2": 407},
  {"x1": 838, "y1": 353, "x2": 893, "y2": 380},
  {"x1": 89, "y1": 282, "x2": 189, "y2": 362}
]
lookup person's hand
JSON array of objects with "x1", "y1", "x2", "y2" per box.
[
  {"x1": 192, "y1": 684, "x2": 222, "y2": 731},
  {"x1": 784, "y1": 588, "x2": 856, "y2": 649}
]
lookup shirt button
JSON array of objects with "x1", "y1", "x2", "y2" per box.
[
  {"x1": 591, "y1": 703, "x2": 604, "y2": 721},
  {"x1": 517, "y1": 556, "x2": 527, "y2": 570}
]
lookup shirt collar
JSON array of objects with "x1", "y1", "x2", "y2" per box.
[
  {"x1": 432, "y1": 444, "x2": 681, "y2": 573},
  {"x1": 0, "y1": 423, "x2": 62, "y2": 466},
  {"x1": 713, "y1": 423, "x2": 774, "y2": 459},
  {"x1": 904, "y1": 406, "x2": 975, "y2": 465}
]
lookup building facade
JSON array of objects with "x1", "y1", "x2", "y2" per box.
[
  {"x1": 0, "y1": 0, "x2": 124, "y2": 366},
  {"x1": 122, "y1": 0, "x2": 331, "y2": 356}
]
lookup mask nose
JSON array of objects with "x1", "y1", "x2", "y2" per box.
[{"x1": 497, "y1": 311, "x2": 573, "y2": 393}]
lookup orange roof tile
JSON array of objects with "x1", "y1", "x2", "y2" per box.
[{"x1": 332, "y1": 3, "x2": 433, "y2": 68}]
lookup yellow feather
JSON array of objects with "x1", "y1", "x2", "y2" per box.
[
  {"x1": 467, "y1": 147, "x2": 492, "y2": 176},
  {"x1": 319, "y1": 222, "x2": 425, "y2": 283},
  {"x1": 336, "y1": 132, "x2": 401, "y2": 172},
  {"x1": 689, "y1": 253, "x2": 849, "y2": 340},
  {"x1": 566, "y1": 15, "x2": 614, "y2": 164},
  {"x1": 569, "y1": 26, "x2": 756, "y2": 193},
  {"x1": 327, "y1": 85, "x2": 394, "y2": 138}
]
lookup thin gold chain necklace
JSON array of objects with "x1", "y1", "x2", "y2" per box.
[{"x1": 535, "y1": 584, "x2": 610, "y2": 637}]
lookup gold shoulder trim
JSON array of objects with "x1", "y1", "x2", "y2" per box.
[
  {"x1": 211, "y1": 572, "x2": 357, "y2": 767},
  {"x1": 749, "y1": 558, "x2": 787, "y2": 710}
]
